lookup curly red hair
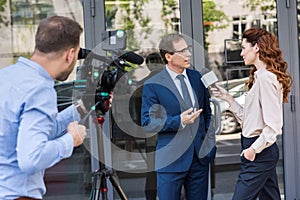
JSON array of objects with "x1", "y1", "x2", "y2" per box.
[{"x1": 242, "y1": 28, "x2": 292, "y2": 103}]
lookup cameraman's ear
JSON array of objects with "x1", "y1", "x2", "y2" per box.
[{"x1": 66, "y1": 47, "x2": 76, "y2": 64}]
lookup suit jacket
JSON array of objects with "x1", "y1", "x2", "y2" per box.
[{"x1": 141, "y1": 68, "x2": 216, "y2": 172}]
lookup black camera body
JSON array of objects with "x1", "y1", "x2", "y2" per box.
[{"x1": 75, "y1": 30, "x2": 142, "y2": 120}]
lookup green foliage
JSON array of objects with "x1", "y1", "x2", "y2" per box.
[
  {"x1": 203, "y1": 1, "x2": 228, "y2": 30},
  {"x1": 0, "y1": 0, "x2": 8, "y2": 27},
  {"x1": 244, "y1": 0, "x2": 276, "y2": 12},
  {"x1": 106, "y1": 0, "x2": 152, "y2": 51},
  {"x1": 105, "y1": 0, "x2": 228, "y2": 51},
  {"x1": 203, "y1": 1, "x2": 229, "y2": 50},
  {"x1": 105, "y1": 6, "x2": 118, "y2": 28},
  {"x1": 161, "y1": 0, "x2": 229, "y2": 50},
  {"x1": 161, "y1": 0, "x2": 177, "y2": 32}
]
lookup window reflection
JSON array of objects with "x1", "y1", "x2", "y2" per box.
[
  {"x1": 10, "y1": 0, "x2": 54, "y2": 25},
  {"x1": 104, "y1": 0, "x2": 180, "y2": 51}
]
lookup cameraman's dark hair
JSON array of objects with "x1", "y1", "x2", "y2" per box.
[
  {"x1": 159, "y1": 33, "x2": 184, "y2": 64},
  {"x1": 35, "y1": 15, "x2": 83, "y2": 54}
]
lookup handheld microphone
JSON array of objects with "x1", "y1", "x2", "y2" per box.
[
  {"x1": 200, "y1": 68, "x2": 219, "y2": 88},
  {"x1": 117, "y1": 51, "x2": 144, "y2": 65}
]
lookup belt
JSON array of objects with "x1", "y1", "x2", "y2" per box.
[{"x1": 15, "y1": 197, "x2": 41, "y2": 200}]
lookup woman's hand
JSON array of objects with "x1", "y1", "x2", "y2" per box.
[
  {"x1": 211, "y1": 84, "x2": 234, "y2": 104},
  {"x1": 241, "y1": 147, "x2": 256, "y2": 161}
]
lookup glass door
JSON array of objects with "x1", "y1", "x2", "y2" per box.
[
  {"x1": 201, "y1": 0, "x2": 285, "y2": 199},
  {"x1": 102, "y1": 1, "x2": 182, "y2": 199}
]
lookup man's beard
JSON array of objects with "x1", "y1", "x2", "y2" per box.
[{"x1": 56, "y1": 58, "x2": 77, "y2": 81}]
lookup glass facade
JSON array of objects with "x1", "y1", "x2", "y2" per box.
[
  {"x1": 0, "y1": 0, "x2": 84, "y2": 80},
  {"x1": 104, "y1": 1, "x2": 181, "y2": 199},
  {"x1": 11, "y1": 0, "x2": 54, "y2": 25},
  {"x1": 0, "y1": 0, "x2": 293, "y2": 199}
]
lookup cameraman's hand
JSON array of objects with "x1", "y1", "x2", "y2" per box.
[
  {"x1": 211, "y1": 84, "x2": 234, "y2": 104},
  {"x1": 67, "y1": 121, "x2": 87, "y2": 147},
  {"x1": 180, "y1": 108, "x2": 202, "y2": 125}
]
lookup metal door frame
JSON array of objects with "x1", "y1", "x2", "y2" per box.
[{"x1": 277, "y1": 0, "x2": 300, "y2": 199}]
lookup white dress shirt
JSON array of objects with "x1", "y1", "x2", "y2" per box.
[{"x1": 165, "y1": 65, "x2": 195, "y2": 106}]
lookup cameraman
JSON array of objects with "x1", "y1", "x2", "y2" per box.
[{"x1": 0, "y1": 16, "x2": 86, "y2": 200}]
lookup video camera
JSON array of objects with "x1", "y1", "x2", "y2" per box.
[{"x1": 74, "y1": 30, "x2": 144, "y2": 124}]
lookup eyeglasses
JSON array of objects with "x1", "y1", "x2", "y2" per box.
[{"x1": 173, "y1": 45, "x2": 192, "y2": 55}]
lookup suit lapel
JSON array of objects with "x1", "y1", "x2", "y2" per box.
[{"x1": 160, "y1": 68, "x2": 199, "y2": 110}]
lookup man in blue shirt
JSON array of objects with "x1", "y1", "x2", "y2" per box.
[{"x1": 0, "y1": 16, "x2": 87, "y2": 200}]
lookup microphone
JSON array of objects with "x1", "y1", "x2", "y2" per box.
[
  {"x1": 200, "y1": 68, "x2": 218, "y2": 88},
  {"x1": 117, "y1": 51, "x2": 144, "y2": 65},
  {"x1": 78, "y1": 48, "x2": 144, "y2": 65}
]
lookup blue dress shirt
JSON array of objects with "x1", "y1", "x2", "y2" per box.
[{"x1": 0, "y1": 57, "x2": 80, "y2": 199}]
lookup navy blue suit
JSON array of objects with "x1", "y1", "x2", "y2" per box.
[{"x1": 141, "y1": 68, "x2": 216, "y2": 200}]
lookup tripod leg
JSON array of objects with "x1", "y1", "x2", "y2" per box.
[
  {"x1": 91, "y1": 171, "x2": 101, "y2": 200},
  {"x1": 100, "y1": 172, "x2": 108, "y2": 200},
  {"x1": 108, "y1": 170, "x2": 128, "y2": 200}
]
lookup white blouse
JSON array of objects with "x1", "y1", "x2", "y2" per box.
[{"x1": 229, "y1": 67, "x2": 283, "y2": 153}]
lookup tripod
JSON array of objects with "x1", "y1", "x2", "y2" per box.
[
  {"x1": 90, "y1": 165, "x2": 127, "y2": 200},
  {"x1": 88, "y1": 113, "x2": 128, "y2": 200}
]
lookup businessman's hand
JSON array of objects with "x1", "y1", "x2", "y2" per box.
[
  {"x1": 180, "y1": 108, "x2": 202, "y2": 125},
  {"x1": 67, "y1": 121, "x2": 87, "y2": 147}
]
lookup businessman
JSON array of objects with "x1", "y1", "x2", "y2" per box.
[{"x1": 141, "y1": 33, "x2": 216, "y2": 200}]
